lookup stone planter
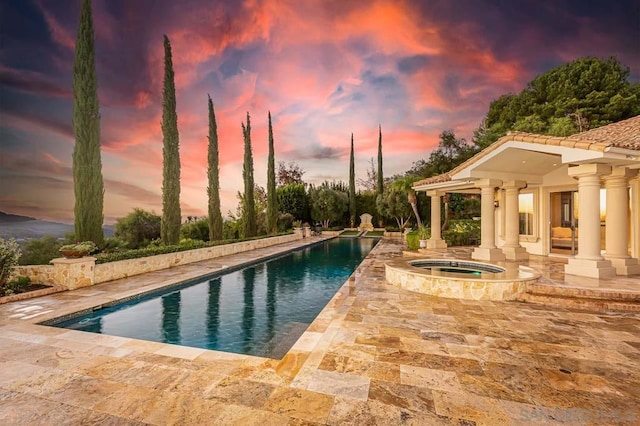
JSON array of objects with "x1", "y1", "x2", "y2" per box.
[
  {"x1": 59, "y1": 249, "x2": 89, "y2": 259},
  {"x1": 419, "y1": 239, "x2": 427, "y2": 249}
]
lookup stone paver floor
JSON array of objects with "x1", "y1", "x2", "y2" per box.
[{"x1": 0, "y1": 237, "x2": 639, "y2": 425}]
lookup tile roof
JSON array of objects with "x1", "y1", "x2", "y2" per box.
[
  {"x1": 413, "y1": 115, "x2": 640, "y2": 188},
  {"x1": 573, "y1": 115, "x2": 640, "y2": 150}
]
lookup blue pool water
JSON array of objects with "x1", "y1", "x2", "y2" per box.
[{"x1": 51, "y1": 238, "x2": 377, "y2": 358}]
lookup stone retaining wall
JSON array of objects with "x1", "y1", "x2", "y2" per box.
[
  {"x1": 10, "y1": 233, "x2": 302, "y2": 291},
  {"x1": 94, "y1": 234, "x2": 300, "y2": 283},
  {"x1": 10, "y1": 265, "x2": 56, "y2": 286}
]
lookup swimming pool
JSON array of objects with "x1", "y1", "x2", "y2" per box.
[{"x1": 50, "y1": 237, "x2": 377, "y2": 358}]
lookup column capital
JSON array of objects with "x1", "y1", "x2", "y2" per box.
[
  {"x1": 501, "y1": 180, "x2": 527, "y2": 190},
  {"x1": 567, "y1": 163, "x2": 611, "y2": 179},
  {"x1": 474, "y1": 178, "x2": 502, "y2": 189},
  {"x1": 426, "y1": 190, "x2": 445, "y2": 197},
  {"x1": 603, "y1": 166, "x2": 638, "y2": 181}
]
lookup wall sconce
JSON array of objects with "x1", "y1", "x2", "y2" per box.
[{"x1": 494, "y1": 200, "x2": 499, "y2": 208}]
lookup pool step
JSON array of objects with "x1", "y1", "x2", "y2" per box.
[
  {"x1": 517, "y1": 283, "x2": 640, "y2": 312},
  {"x1": 254, "y1": 322, "x2": 309, "y2": 359}
]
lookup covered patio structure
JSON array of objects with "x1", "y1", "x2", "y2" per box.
[{"x1": 413, "y1": 115, "x2": 640, "y2": 280}]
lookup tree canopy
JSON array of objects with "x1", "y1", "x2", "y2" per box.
[
  {"x1": 309, "y1": 186, "x2": 348, "y2": 228},
  {"x1": 160, "y1": 34, "x2": 181, "y2": 245},
  {"x1": 277, "y1": 161, "x2": 305, "y2": 186},
  {"x1": 115, "y1": 209, "x2": 161, "y2": 249},
  {"x1": 474, "y1": 57, "x2": 640, "y2": 149},
  {"x1": 72, "y1": 0, "x2": 104, "y2": 246},
  {"x1": 207, "y1": 95, "x2": 223, "y2": 241},
  {"x1": 242, "y1": 112, "x2": 256, "y2": 237},
  {"x1": 266, "y1": 112, "x2": 278, "y2": 234}
]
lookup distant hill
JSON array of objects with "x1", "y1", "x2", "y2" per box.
[
  {"x1": 0, "y1": 212, "x2": 114, "y2": 240},
  {"x1": 0, "y1": 211, "x2": 37, "y2": 223}
]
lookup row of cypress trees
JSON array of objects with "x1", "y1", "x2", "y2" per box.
[{"x1": 71, "y1": 0, "x2": 279, "y2": 246}]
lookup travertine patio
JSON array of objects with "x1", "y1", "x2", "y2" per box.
[{"x1": 1, "y1": 237, "x2": 639, "y2": 425}]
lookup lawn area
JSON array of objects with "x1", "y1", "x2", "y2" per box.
[{"x1": 365, "y1": 230, "x2": 384, "y2": 237}]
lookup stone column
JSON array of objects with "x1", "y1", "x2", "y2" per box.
[
  {"x1": 50, "y1": 257, "x2": 96, "y2": 290},
  {"x1": 632, "y1": 176, "x2": 640, "y2": 260},
  {"x1": 502, "y1": 180, "x2": 529, "y2": 260},
  {"x1": 472, "y1": 179, "x2": 505, "y2": 261},
  {"x1": 426, "y1": 190, "x2": 447, "y2": 249},
  {"x1": 604, "y1": 167, "x2": 640, "y2": 275},
  {"x1": 565, "y1": 164, "x2": 616, "y2": 278}
]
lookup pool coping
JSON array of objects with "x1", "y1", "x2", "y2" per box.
[{"x1": 0, "y1": 235, "x2": 382, "y2": 364}]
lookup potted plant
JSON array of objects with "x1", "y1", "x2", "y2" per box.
[
  {"x1": 418, "y1": 226, "x2": 430, "y2": 248},
  {"x1": 59, "y1": 241, "x2": 98, "y2": 259}
]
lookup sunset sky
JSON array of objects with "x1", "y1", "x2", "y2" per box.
[{"x1": 1, "y1": 0, "x2": 639, "y2": 224}]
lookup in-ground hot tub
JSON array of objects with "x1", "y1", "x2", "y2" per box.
[{"x1": 385, "y1": 258, "x2": 540, "y2": 301}]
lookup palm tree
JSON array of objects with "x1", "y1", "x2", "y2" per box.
[{"x1": 391, "y1": 175, "x2": 422, "y2": 229}]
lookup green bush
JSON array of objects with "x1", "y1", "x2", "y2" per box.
[
  {"x1": 277, "y1": 213, "x2": 294, "y2": 232},
  {"x1": 0, "y1": 238, "x2": 21, "y2": 285},
  {"x1": 114, "y1": 208, "x2": 161, "y2": 249},
  {"x1": 417, "y1": 226, "x2": 430, "y2": 240},
  {"x1": 18, "y1": 235, "x2": 61, "y2": 265},
  {"x1": 2, "y1": 276, "x2": 31, "y2": 296},
  {"x1": 405, "y1": 231, "x2": 420, "y2": 250},
  {"x1": 102, "y1": 237, "x2": 128, "y2": 253},
  {"x1": 181, "y1": 218, "x2": 210, "y2": 241},
  {"x1": 443, "y1": 219, "x2": 480, "y2": 246}
]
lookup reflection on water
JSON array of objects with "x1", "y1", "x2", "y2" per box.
[
  {"x1": 206, "y1": 278, "x2": 221, "y2": 347},
  {"x1": 54, "y1": 238, "x2": 378, "y2": 357},
  {"x1": 162, "y1": 292, "x2": 181, "y2": 345},
  {"x1": 242, "y1": 268, "x2": 255, "y2": 351}
]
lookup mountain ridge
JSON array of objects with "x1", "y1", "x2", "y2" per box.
[{"x1": 0, "y1": 212, "x2": 114, "y2": 239}]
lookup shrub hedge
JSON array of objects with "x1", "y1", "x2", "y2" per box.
[
  {"x1": 405, "y1": 231, "x2": 420, "y2": 250},
  {"x1": 404, "y1": 219, "x2": 481, "y2": 250},
  {"x1": 94, "y1": 232, "x2": 293, "y2": 264}
]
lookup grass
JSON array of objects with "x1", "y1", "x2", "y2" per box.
[
  {"x1": 365, "y1": 230, "x2": 384, "y2": 237},
  {"x1": 340, "y1": 230, "x2": 359, "y2": 236}
]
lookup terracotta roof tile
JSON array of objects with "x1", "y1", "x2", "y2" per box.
[
  {"x1": 413, "y1": 173, "x2": 451, "y2": 187},
  {"x1": 413, "y1": 115, "x2": 639, "y2": 190},
  {"x1": 573, "y1": 115, "x2": 640, "y2": 150}
]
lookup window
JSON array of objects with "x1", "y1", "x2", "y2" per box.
[{"x1": 519, "y1": 193, "x2": 534, "y2": 236}]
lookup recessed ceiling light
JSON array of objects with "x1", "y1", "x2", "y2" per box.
[
  {"x1": 522, "y1": 160, "x2": 526, "y2": 164},
  {"x1": 552, "y1": 163, "x2": 558, "y2": 166}
]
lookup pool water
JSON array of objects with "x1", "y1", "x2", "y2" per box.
[{"x1": 51, "y1": 238, "x2": 377, "y2": 358}]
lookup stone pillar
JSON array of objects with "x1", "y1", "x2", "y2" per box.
[
  {"x1": 565, "y1": 164, "x2": 616, "y2": 278},
  {"x1": 502, "y1": 180, "x2": 529, "y2": 260},
  {"x1": 632, "y1": 176, "x2": 640, "y2": 260},
  {"x1": 604, "y1": 167, "x2": 640, "y2": 275},
  {"x1": 426, "y1": 190, "x2": 447, "y2": 249},
  {"x1": 50, "y1": 257, "x2": 96, "y2": 290},
  {"x1": 472, "y1": 179, "x2": 505, "y2": 261}
]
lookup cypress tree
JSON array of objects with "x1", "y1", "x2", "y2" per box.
[
  {"x1": 376, "y1": 124, "x2": 383, "y2": 196},
  {"x1": 242, "y1": 113, "x2": 256, "y2": 237},
  {"x1": 349, "y1": 133, "x2": 356, "y2": 228},
  {"x1": 161, "y1": 34, "x2": 181, "y2": 245},
  {"x1": 72, "y1": 0, "x2": 104, "y2": 246},
  {"x1": 207, "y1": 95, "x2": 223, "y2": 241},
  {"x1": 266, "y1": 112, "x2": 278, "y2": 234}
]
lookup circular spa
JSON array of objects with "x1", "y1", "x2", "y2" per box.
[{"x1": 385, "y1": 258, "x2": 540, "y2": 301}]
